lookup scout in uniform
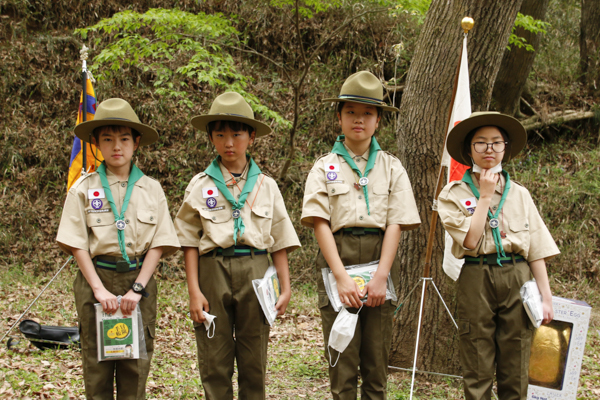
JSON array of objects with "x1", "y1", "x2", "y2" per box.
[
  {"x1": 56, "y1": 98, "x2": 180, "y2": 400},
  {"x1": 301, "y1": 71, "x2": 421, "y2": 400},
  {"x1": 438, "y1": 112, "x2": 558, "y2": 400},
  {"x1": 174, "y1": 92, "x2": 301, "y2": 400}
]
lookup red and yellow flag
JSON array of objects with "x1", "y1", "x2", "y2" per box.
[{"x1": 67, "y1": 79, "x2": 103, "y2": 190}]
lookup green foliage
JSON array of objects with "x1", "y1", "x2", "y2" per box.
[
  {"x1": 508, "y1": 12, "x2": 550, "y2": 52},
  {"x1": 270, "y1": 0, "x2": 343, "y2": 18},
  {"x1": 391, "y1": 0, "x2": 431, "y2": 24},
  {"x1": 75, "y1": 8, "x2": 289, "y2": 127}
]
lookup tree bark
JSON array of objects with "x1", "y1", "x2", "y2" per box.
[
  {"x1": 390, "y1": 0, "x2": 523, "y2": 375},
  {"x1": 580, "y1": 0, "x2": 600, "y2": 96},
  {"x1": 492, "y1": 0, "x2": 549, "y2": 116}
]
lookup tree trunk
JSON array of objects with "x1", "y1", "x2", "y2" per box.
[
  {"x1": 390, "y1": 0, "x2": 523, "y2": 375},
  {"x1": 580, "y1": 0, "x2": 600, "y2": 96},
  {"x1": 492, "y1": 0, "x2": 549, "y2": 116}
]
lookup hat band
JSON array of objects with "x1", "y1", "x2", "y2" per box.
[
  {"x1": 338, "y1": 94, "x2": 384, "y2": 105},
  {"x1": 214, "y1": 112, "x2": 253, "y2": 119}
]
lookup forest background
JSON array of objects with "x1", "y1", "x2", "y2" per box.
[{"x1": 0, "y1": 0, "x2": 599, "y2": 398}]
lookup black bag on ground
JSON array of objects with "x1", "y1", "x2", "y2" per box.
[{"x1": 19, "y1": 319, "x2": 80, "y2": 350}]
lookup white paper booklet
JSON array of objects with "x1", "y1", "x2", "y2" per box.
[
  {"x1": 322, "y1": 260, "x2": 397, "y2": 312},
  {"x1": 252, "y1": 266, "x2": 281, "y2": 326},
  {"x1": 520, "y1": 278, "x2": 543, "y2": 328}
]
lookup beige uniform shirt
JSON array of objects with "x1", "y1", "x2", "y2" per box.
[
  {"x1": 301, "y1": 145, "x2": 421, "y2": 232},
  {"x1": 56, "y1": 169, "x2": 180, "y2": 259},
  {"x1": 174, "y1": 160, "x2": 301, "y2": 255},
  {"x1": 438, "y1": 172, "x2": 559, "y2": 262}
]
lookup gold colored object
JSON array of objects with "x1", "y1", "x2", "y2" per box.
[
  {"x1": 528, "y1": 320, "x2": 572, "y2": 390},
  {"x1": 461, "y1": 17, "x2": 474, "y2": 33}
]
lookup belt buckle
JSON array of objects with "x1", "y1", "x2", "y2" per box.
[
  {"x1": 487, "y1": 256, "x2": 500, "y2": 267},
  {"x1": 222, "y1": 246, "x2": 235, "y2": 257},
  {"x1": 116, "y1": 258, "x2": 130, "y2": 273},
  {"x1": 352, "y1": 227, "x2": 365, "y2": 236}
]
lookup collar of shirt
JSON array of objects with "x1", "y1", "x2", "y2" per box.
[
  {"x1": 342, "y1": 142, "x2": 369, "y2": 164},
  {"x1": 219, "y1": 159, "x2": 249, "y2": 187},
  {"x1": 102, "y1": 166, "x2": 145, "y2": 188},
  {"x1": 468, "y1": 171, "x2": 505, "y2": 194}
]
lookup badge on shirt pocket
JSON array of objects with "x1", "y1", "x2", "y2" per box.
[
  {"x1": 202, "y1": 187, "x2": 219, "y2": 198},
  {"x1": 324, "y1": 163, "x2": 340, "y2": 181},
  {"x1": 460, "y1": 197, "x2": 477, "y2": 214}
]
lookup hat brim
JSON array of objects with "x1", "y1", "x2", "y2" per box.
[
  {"x1": 190, "y1": 114, "x2": 272, "y2": 137},
  {"x1": 74, "y1": 118, "x2": 159, "y2": 146},
  {"x1": 446, "y1": 113, "x2": 527, "y2": 166},
  {"x1": 321, "y1": 97, "x2": 399, "y2": 112}
]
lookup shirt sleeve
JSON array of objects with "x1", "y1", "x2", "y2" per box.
[
  {"x1": 300, "y1": 161, "x2": 331, "y2": 228},
  {"x1": 386, "y1": 161, "x2": 421, "y2": 230},
  {"x1": 56, "y1": 185, "x2": 90, "y2": 255},
  {"x1": 148, "y1": 183, "x2": 181, "y2": 257},
  {"x1": 267, "y1": 180, "x2": 301, "y2": 254},
  {"x1": 524, "y1": 190, "x2": 560, "y2": 262},
  {"x1": 174, "y1": 177, "x2": 203, "y2": 248},
  {"x1": 438, "y1": 184, "x2": 481, "y2": 253}
]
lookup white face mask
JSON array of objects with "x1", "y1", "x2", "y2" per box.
[
  {"x1": 327, "y1": 306, "x2": 362, "y2": 367},
  {"x1": 472, "y1": 159, "x2": 502, "y2": 174},
  {"x1": 203, "y1": 311, "x2": 217, "y2": 339}
]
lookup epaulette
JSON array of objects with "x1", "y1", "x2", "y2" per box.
[
  {"x1": 510, "y1": 179, "x2": 525, "y2": 188},
  {"x1": 261, "y1": 170, "x2": 274, "y2": 179},
  {"x1": 70, "y1": 172, "x2": 95, "y2": 191},
  {"x1": 144, "y1": 175, "x2": 159, "y2": 183},
  {"x1": 439, "y1": 180, "x2": 463, "y2": 199},
  {"x1": 382, "y1": 151, "x2": 401, "y2": 161},
  {"x1": 314, "y1": 152, "x2": 332, "y2": 163}
]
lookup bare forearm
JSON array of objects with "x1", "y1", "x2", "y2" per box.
[
  {"x1": 529, "y1": 258, "x2": 552, "y2": 300},
  {"x1": 136, "y1": 247, "x2": 163, "y2": 286},
  {"x1": 313, "y1": 217, "x2": 346, "y2": 278},
  {"x1": 271, "y1": 249, "x2": 291, "y2": 294},
  {"x1": 463, "y1": 197, "x2": 491, "y2": 249},
  {"x1": 72, "y1": 248, "x2": 105, "y2": 292},
  {"x1": 183, "y1": 247, "x2": 202, "y2": 296},
  {"x1": 375, "y1": 224, "x2": 401, "y2": 278}
]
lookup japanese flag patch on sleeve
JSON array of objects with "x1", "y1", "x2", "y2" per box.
[
  {"x1": 324, "y1": 163, "x2": 340, "y2": 172},
  {"x1": 202, "y1": 187, "x2": 219, "y2": 199},
  {"x1": 460, "y1": 197, "x2": 477, "y2": 214},
  {"x1": 88, "y1": 189, "x2": 105, "y2": 199}
]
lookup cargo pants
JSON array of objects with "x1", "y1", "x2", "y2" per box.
[{"x1": 317, "y1": 230, "x2": 398, "y2": 400}]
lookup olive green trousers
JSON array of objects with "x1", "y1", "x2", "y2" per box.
[
  {"x1": 317, "y1": 231, "x2": 398, "y2": 400},
  {"x1": 74, "y1": 268, "x2": 157, "y2": 400},
  {"x1": 457, "y1": 260, "x2": 533, "y2": 400},
  {"x1": 194, "y1": 252, "x2": 271, "y2": 400}
]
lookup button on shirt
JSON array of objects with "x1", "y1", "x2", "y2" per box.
[
  {"x1": 438, "y1": 172, "x2": 560, "y2": 262},
  {"x1": 301, "y1": 145, "x2": 421, "y2": 232},
  {"x1": 56, "y1": 169, "x2": 180, "y2": 259},
  {"x1": 175, "y1": 160, "x2": 301, "y2": 255}
]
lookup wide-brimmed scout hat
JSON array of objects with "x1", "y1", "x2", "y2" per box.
[
  {"x1": 322, "y1": 71, "x2": 398, "y2": 112},
  {"x1": 190, "y1": 92, "x2": 272, "y2": 137},
  {"x1": 74, "y1": 98, "x2": 159, "y2": 146},
  {"x1": 446, "y1": 111, "x2": 527, "y2": 166}
]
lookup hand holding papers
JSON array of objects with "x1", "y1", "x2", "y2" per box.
[{"x1": 252, "y1": 266, "x2": 281, "y2": 326}]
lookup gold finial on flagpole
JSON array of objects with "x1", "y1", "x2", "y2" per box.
[{"x1": 461, "y1": 17, "x2": 474, "y2": 34}]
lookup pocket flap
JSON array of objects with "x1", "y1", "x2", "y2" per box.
[
  {"x1": 372, "y1": 183, "x2": 389, "y2": 195},
  {"x1": 145, "y1": 324, "x2": 156, "y2": 339},
  {"x1": 251, "y1": 206, "x2": 273, "y2": 219},
  {"x1": 86, "y1": 213, "x2": 114, "y2": 227},
  {"x1": 458, "y1": 319, "x2": 470, "y2": 336},
  {"x1": 328, "y1": 184, "x2": 349, "y2": 196},
  {"x1": 137, "y1": 209, "x2": 158, "y2": 225},
  {"x1": 509, "y1": 218, "x2": 530, "y2": 233},
  {"x1": 199, "y1": 207, "x2": 232, "y2": 224},
  {"x1": 318, "y1": 293, "x2": 330, "y2": 308}
]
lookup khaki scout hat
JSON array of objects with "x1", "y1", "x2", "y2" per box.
[
  {"x1": 190, "y1": 92, "x2": 272, "y2": 137},
  {"x1": 322, "y1": 71, "x2": 398, "y2": 112},
  {"x1": 446, "y1": 111, "x2": 527, "y2": 166},
  {"x1": 74, "y1": 98, "x2": 159, "y2": 146}
]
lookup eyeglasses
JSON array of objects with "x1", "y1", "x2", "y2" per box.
[{"x1": 471, "y1": 141, "x2": 507, "y2": 153}]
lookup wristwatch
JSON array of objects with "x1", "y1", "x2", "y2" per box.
[{"x1": 132, "y1": 282, "x2": 148, "y2": 297}]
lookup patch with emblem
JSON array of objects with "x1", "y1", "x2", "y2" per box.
[
  {"x1": 88, "y1": 189, "x2": 105, "y2": 199},
  {"x1": 327, "y1": 171, "x2": 337, "y2": 181},
  {"x1": 466, "y1": 207, "x2": 475, "y2": 215},
  {"x1": 202, "y1": 187, "x2": 219, "y2": 199},
  {"x1": 91, "y1": 199, "x2": 103, "y2": 210},
  {"x1": 206, "y1": 197, "x2": 217, "y2": 209},
  {"x1": 325, "y1": 163, "x2": 339, "y2": 172}
]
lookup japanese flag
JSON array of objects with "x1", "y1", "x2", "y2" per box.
[
  {"x1": 325, "y1": 163, "x2": 340, "y2": 172},
  {"x1": 202, "y1": 187, "x2": 219, "y2": 198}
]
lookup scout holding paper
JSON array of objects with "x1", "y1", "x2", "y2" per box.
[
  {"x1": 301, "y1": 71, "x2": 421, "y2": 400},
  {"x1": 174, "y1": 92, "x2": 300, "y2": 400},
  {"x1": 437, "y1": 112, "x2": 559, "y2": 400},
  {"x1": 56, "y1": 98, "x2": 180, "y2": 399}
]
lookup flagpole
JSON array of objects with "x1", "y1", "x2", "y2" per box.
[
  {"x1": 80, "y1": 45, "x2": 88, "y2": 176},
  {"x1": 407, "y1": 17, "x2": 473, "y2": 399}
]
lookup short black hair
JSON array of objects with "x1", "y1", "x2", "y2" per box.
[
  {"x1": 207, "y1": 120, "x2": 255, "y2": 138},
  {"x1": 336, "y1": 101, "x2": 382, "y2": 117},
  {"x1": 463, "y1": 125, "x2": 510, "y2": 161},
  {"x1": 92, "y1": 125, "x2": 141, "y2": 142}
]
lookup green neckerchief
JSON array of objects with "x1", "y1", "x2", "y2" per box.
[
  {"x1": 331, "y1": 135, "x2": 381, "y2": 215},
  {"x1": 462, "y1": 169, "x2": 511, "y2": 265},
  {"x1": 97, "y1": 162, "x2": 144, "y2": 263},
  {"x1": 204, "y1": 156, "x2": 261, "y2": 245}
]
